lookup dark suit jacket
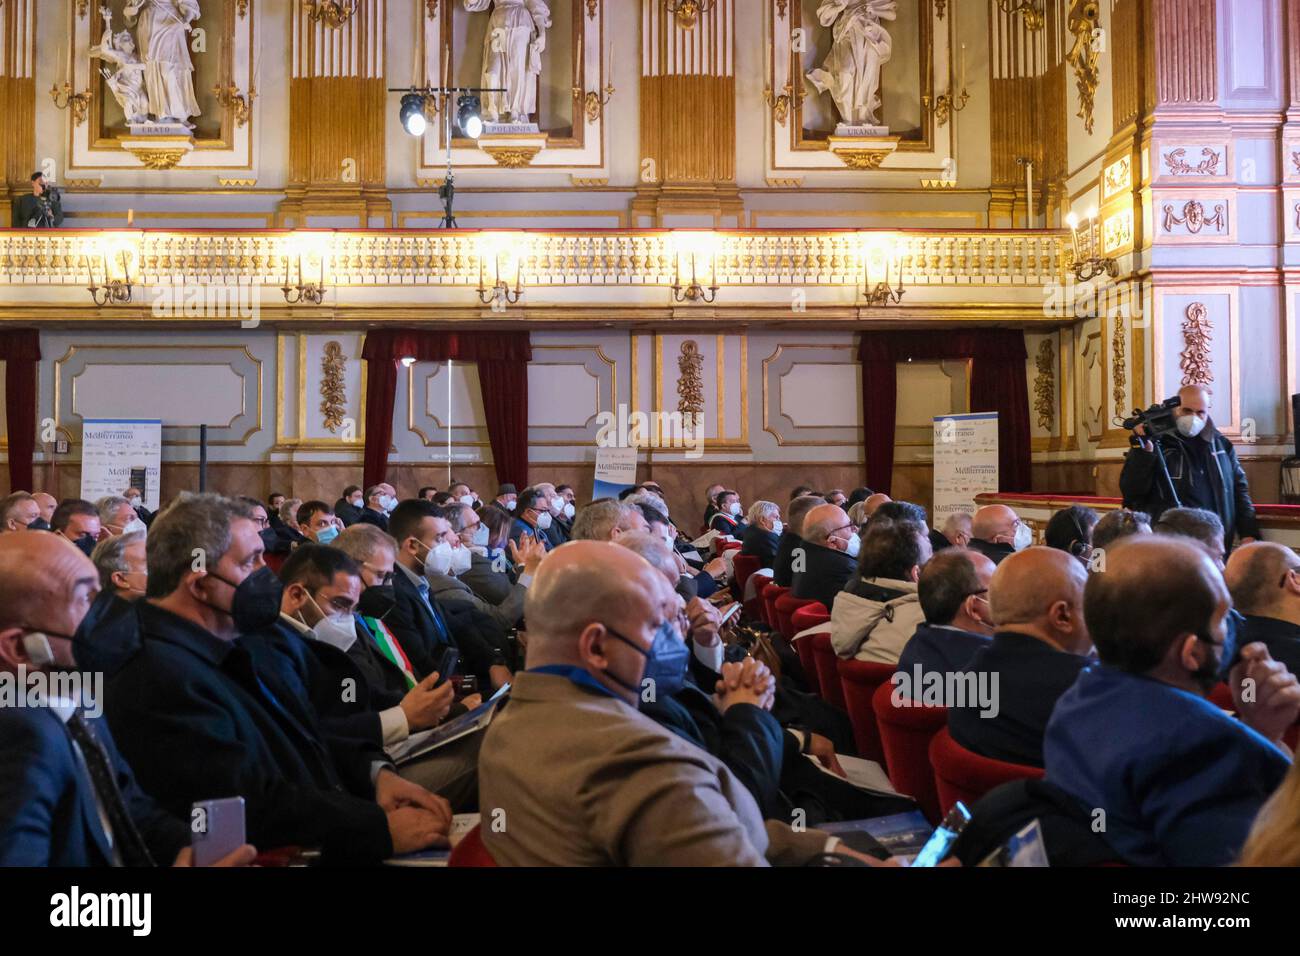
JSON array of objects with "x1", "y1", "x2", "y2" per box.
[
  {"x1": 895, "y1": 622, "x2": 991, "y2": 695},
  {"x1": 791, "y1": 541, "x2": 858, "y2": 610},
  {"x1": 350, "y1": 617, "x2": 414, "y2": 709},
  {"x1": 710, "y1": 513, "x2": 747, "y2": 537},
  {"x1": 334, "y1": 499, "x2": 363, "y2": 527},
  {"x1": 356, "y1": 508, "x2": 389, "y2": 532},
  {"x1": 969, "y1": 537, "x2": 1015, "y2": 565},
  {"x1": 547, "y1": 517, "x2": 571, "y2": 549},
  {"x1": 460, "y1": 550, "x2": 516, "y2": 605},
  {"x1": 103, "y1": 602, "x2": 392, "y2": 863},
  {"x1": 389, "y1": 566, "x2": 455, "y2": 679},
  {"x1": 0, "y1": 705, "x2": 188, "y2": 866},
  {"x1": 741, "y1": 525, "x2": 780, "y2": 568},
  {"x1": 1239, "y1": 615, "x2": 1300, "y2": 677},
  {"x1": 928, "y1": 529, "x2": 953, "y2": 553},
  {"x1": 773, "y1": 531, "x2": 802, "y2": 587},
  {"x1": 75, "y1": 589, "x2": 142, "y2": 677},
  {"x1": 948, "y1": 630, "x2": 1088, "y2": 768}
]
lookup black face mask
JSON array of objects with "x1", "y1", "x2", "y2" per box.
[
  {"x1": 206, "y1": 565, "x2": 284, "y2": 633},
  {"x1": 1193, "y1": 611, "x2": 1241, "y2": 693},
  {"x1": 357, "y1": 584, "x2": 397, "y2": 620},
  {"x1": 27, "y1": 517, "x2": 50, "y2": 531},
  {"x1": 73, "y1": 534, "x2": 97, "y2": 557},
  {"x1": 259, "y1": 527, "x2": 280, "y2": 551}
]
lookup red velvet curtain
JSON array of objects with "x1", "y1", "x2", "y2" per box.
[
  {"x1": 0, "y1": 330, "x2": 40, "y2": 494},
  {"x1": 858, "y1": 330, "x2": 1031, "y2": 496},
  {"x1": 360, "y1": 330, "x2": 532, "y2": 491}
]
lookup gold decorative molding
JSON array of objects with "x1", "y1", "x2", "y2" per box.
[
  {"x1": 76, "y1": 1, "x2": 89, "y2": 18},
  {"x1": 1180, "y1": 303, "x2": 1214, "y2": 387},
  {"x1": 1102, "y1": 157, "x2": 1131, "y2": 199},
  {"x1": 217, "y1": 178, "x2": 259, "y2": 187},
  {"x1": 1111, "y1": 314, "x2": 1127, "y2": 419},
  {"x1": 428, "y1": 0, "x2": 440, "y2": 18},
  {"x1": 319, "y1": 341, "x2": 348, "y2": 433},
  {"x1": 586, "y1": 0, "x2": 598, "y2": 19},
  {"x1": 481, "y1": 146, "x2": 542, "y2": 169},
  {"x1": 570, "y1": 176, "x2": 609, "y2": 187},
  {"x1": 1034, "y1": 338, "x2": 1056, "y2": 430},
  {"x1": 1163, "y1": 147, "x2": 1223, "y2": 176},
  {"x1": 237, "y1": 0, "x2": 251, "y2": 17},
  {"x1": 676, "y1": 340, "x2": 705, "y2": 417},
  {"x1": 416, "y1": 177, "x2": 447, "y2": 188},
  {"x1": 935, "y1": 0, "x2": 946, "y2": 17},
  {"x1": 920, "y1": 178, "x2": 957, "y2": 190},
  {"x1": 119, "y1": 135, "x2": 195, "y2": 171},
  {"x1": 64, "y1": 178, "x2": 104, "y2": 190},
  {"x1": 765, "y1": 177, "x2": 804, "y2": 188},
  {"x1": 827, "y1": 136, "x2": 900, "y2": 171},
  {"x1": 1065, "y1": 1, "x2": 1102, "y2": 135}
]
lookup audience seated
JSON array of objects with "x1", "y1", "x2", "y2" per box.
[
  {"x1": 1090, "y1": 507, "x2": 1151, "y2": 554},
  {"x1": 430, "y1": 502, "x2": 540, "y2": 634},
  {"x1": 929, "y1": 510, "x2": 972, "y2": 553},
  {"x1": 570, "y1": 498, "x2": 648, "y2": 542},
  {"x1": 97, "y1": 495, "x2": 143, "y2": 539},
  {"x1": 267, "y1": 492, "x2": 287, "y2": 527},
  {"x1": 702, "y1": 482, "x2": 725, "y2": 530},
  {"x1": 32, "y1": 491, "x2": 58, "y2": 526},
  {"x1": 357, "y1": 485, "x2": 393, "y2": 531},
  {"x1": 773, "y1": 494, "x2": 826, "y2": 588},
  {"x1": 947, "y1": 547, "x2": 1092, "y2": 767},
  {"x1": 968, "y1": 504, "x2": 1028, "y2": 565},
  {"x1": 791, "y1": 503, "x2": 859, "y2": 610},
  {"x1": 708, "y1": 489, "x2": 748, "y2": 537},
  {"x1": 492, "y1": 483, "x2": 518, "y2": 512},
  {"x1": 335, "y1": 485, "x2": 364, "y2": 527},
  {"x1": 461, "y1": 504, "x2": 520, "y2": 604},
  {"x1": 831, "y1": 518, "x2": 931, "y2": 664},
  {"x1": 51, "y1": 499, "x2": 101, "y2": 556},
  {"x1": 1155, "y1": 505, "x2": 1226, "y2": 567},
  {"x1": 1044, "y1": 504, "x2": 1098, "y2": 563},
  {"x1": 1225, "y1": 541, "x2": 1300, "y2": 676},
  {"x1": 1, "y1": 491, "x2": 42, "y2": 532},
  {"x1": 509, "y1": 487, "x2": 556, "y2": 550},
  {"x1": 532, "y1": 483, "x2": 572, "y2": 548},
  {"x1": 1045, "y1": 535, "x2": 1297, "y2": 865},
  {"x1": 739, "y1": 500, "x2": 782, "y2": 568},
  {"x1": 896, "y1": 548, "x2": 996, "y2": 689},
  {"x1": 91, "y1": 530, "x2": 149, "y2": 601},
  {"x1": 297, "y1": 500, "x2": 342, "y2": 546},
  {"x1": 275, "y1": 497, "x2": 308, "y2": 549}
]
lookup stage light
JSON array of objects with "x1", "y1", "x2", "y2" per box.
[
  {"x1": 457, "y1": 94, "x2": 483, "y2": 139},
  {"x1": 400, "y1": 93, "x2": 428, "y2": 137}
]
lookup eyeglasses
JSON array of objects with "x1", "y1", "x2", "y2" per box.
[{"x1": 362, "y1": 563, "x2": 394, "y2": 585}]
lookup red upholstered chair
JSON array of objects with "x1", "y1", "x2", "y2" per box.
[
  {"x1": 1208, "y1": 682, "x2": 1234, "y2": 712},
  {"x1": 872, "y1": 681, "x2": 947, "y2": 824},
  {"x1": 837, "y1": 660, "x2": 896, "y2": 764},
  {"x1": 744, "y1": 571, "x2": 772, "y2": 622},
  {"x1": 809, "y1": 632, "x2": 847, "y2": 711},
  {"x1": 762, "y1": 584, "x2": 790, "y2": 631},
  {"x1": 930, "y1": 726, "x2": 1044, "y2": 815},
  {"x1": 775, "y1": 592, "x2": 820, "y2": 642},
  {"x1": 732, "y1": 553, "x2": 761, "y2": 595},
  {"x1": 263, "y1": 551, "x2": 286, "y2": 575},
  {"x1": 448, "y1": 824, "x2": 497, "y2": 867},
  {"x1": 789, "y1": 605, "x2": 830, "y2": 696}
]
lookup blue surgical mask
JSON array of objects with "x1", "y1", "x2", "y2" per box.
[
  {"x1": 604, "y1": 621, "x2": 690, "y2": 701},
  {"x1": 315, "y1": 525, "x2": 340, "y2": 546}
]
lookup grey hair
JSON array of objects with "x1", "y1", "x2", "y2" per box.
[
  {"x1": 847, "y1": 500, "x2": 869, "y2": 527},
  {"x1": 96, "y1": 495, "x2": 132, "y2": 525},
  {"x1": 571, "y1": 498, "x2": 635, "y2": 542},
  {"x1": 91, "y1": 530, "x2": 147, "y2": 591},
  {"x1": 625, "y1": 491, "x2": 668, "y2": 520},
  {"x1": 747, "y1": 500, "x2": 779, "y2": 525},
  {"x1": 616, "y1": 531, "x2": 678, "y2": 585},
  {"x1": 279, "y1": 497, "x2": 302, "y2": 526},
  {"x1": 145, "y1": 493, "x2": 254, "y2": 599},
  {"x1": 334, "y1": 522, "x2": 398, "y2": 565},
  {"x1": 444, "y1": 502, "x2": 476, "y2": 533}
]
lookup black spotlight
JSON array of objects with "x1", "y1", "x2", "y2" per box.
[
  {"x1": 400, "y1": 92, "x2": 427, "y2": 137},
  {"x1": 456, "y1": 94, "x2": 483, "y2": 139}
]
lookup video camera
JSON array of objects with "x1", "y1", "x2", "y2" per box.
[{"x1": 1120, "y1": 396, "x2": 1180, "y2": 444}]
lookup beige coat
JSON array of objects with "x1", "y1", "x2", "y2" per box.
[
  {"x1": 478, "y1": 670, "x2": 828, "y2": 866},
  {"x1": 830, "y1": 577, "x2": 924, "y2": 664}
]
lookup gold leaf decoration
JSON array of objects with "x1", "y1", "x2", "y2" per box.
[
  {"x1": 1034, "y1": 338, "x2": 1055, "y2": 431},
  {"x1": 676, "y1": 340, "x2": 705, "y2": 418},
  {"x1": 1180, "y1": 303, "x2": 1214, "y2": 387},
  {"x1": 320, "y1": 340, "x2": 348, "y2": 433}
]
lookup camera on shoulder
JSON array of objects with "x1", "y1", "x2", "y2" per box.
[{"x1": 1121, "y1": 396, "x2": 1180, "y2": 446}]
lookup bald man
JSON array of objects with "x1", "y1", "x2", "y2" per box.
[
  {"x1": 478, "y1": 540, "x2": 836, "y2": 866},
  {"x1": 1226, "y1": 541, "x2": 1300, "y2": 677},
  {"x1": 1120, "y1": 384, "x2": 1259, "y2": 548},
  {"x1": 791, "y1": 503, "x2": 860, "y2": 610},
  {"x1": 947, "y1": 547, "x2": 1092, "y2": 767},
  {"x1": 1046, "y1": 536, "x2": 1297, "y2": 866},
  {"x1": 896, "y1": 548, "x2": 997, "y2": 690},
  {"x1": 863, "y1": 493, "x2": 891, "y2": 518},
  {"x1": 0, "y1": 533, "x2": 254, "y2": 866},
  {"x1": 32, "y1": 492, "x2": 57, "y2": 525},
  {"x1": 968, "y1": 504, "x2": 1029, "y2": 566}
]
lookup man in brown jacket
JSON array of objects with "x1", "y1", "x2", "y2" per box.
[{"x1": 478, "y1": 540, "x2": 842, "y2": 866}]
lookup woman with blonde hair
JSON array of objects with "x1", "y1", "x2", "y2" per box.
[{"x1": 1240, "y1": 761, "x2": 1300, "y2": 866}]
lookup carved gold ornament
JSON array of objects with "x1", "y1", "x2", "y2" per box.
[
  {"x1": 586, "y1": 0, "x2": 598, "y2": 18},
  {"x1": 676, "y1": 340, "x2": 706, "y2": 418},
  {"x1": 238, "y1": 0, "x2": 251, "y2": 18},
  {"x1": 1180, "y1": 303, "x2": 1214, "y2": 387},
  {"x1": 764, "y1": 81, "x2": 806, "y2": 128},
  {"x1": 213, "y1": 84, "x2": 257, "y2": 128},
  {"x1": 50, "y1": 83, "x2": 93, "y2": 126},
  {"x1": 572, "y1": 83, "x2": 616, "y2": 123},
  {"x1": 935, "y1": 1, "x2": 947, "y2": 18},
  {"x1": 1164, "y1": 147, "x2": 1223, "y2": 176},
  {"x1": 1065, "y1": 1, "x2": 1101, "y2": 135},
  {"x1": 1162, "y1": 200, "x2": 1226, "y2": 235},
  {"x1": 998, "y1": 0, "x2": 1045, "y2": 31},
  {"x1": 835, "y1": 149, "x2": 889, "y2": 170},
  {"x1": 665, "y1": 0, "x2": 715, "y2": 30},
  {"x1": 482, "y1": 146, "x2": 542, "y2": 168},
  {"x1": 303, "y1": 0, "x2": 359, "y2": 28},
  {"x1": 320, "y1": 341, "x2": 348, "y2": 433},
  {"x1": 428, "y1": 0, "x2": 440, "y2": 19},
  {"x1": 134, "y1": 149, "x2": 188, "y2": 170},
  {"x1": 1034, "y1": 339, "x2": 1056, "y2": 431},
  {"x1": 1111, "y1": 315, "x2": 1127, "y2": 419},
  {"x1": 77, "y1": 1, "x2": 90, "y2": 18}
]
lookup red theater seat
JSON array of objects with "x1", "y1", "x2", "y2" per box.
[
  {"x1": 448, "y1": 824, "x2": 497, "y2": 867},
  {"x1": 930, "y1": 726, "x2": 1044, "y2": 814},
  {"x1": 762, "y1": 584, "x2": 790, "y2": 631},
  {"x1": 811, "y1": 633, "x2": 846, "y2": 711},
  {"x1": 789, "y1": 605, "x2": 829, "y2": 695},
  {"x1": 775, "y1": 592, "x2": 820, "y2": 642},
  {"x1": 872, "y1": 681, "x2": 947, "y2": 824},
  {"x1": 838, "y1": 659, "x2": 894, "y2": 764},
  {"x1": 743, "y1": 570, "x2": 772, "y2": 622},
  {"x1": 732, "y1": 553, "x2": 761, "y2": 594}
]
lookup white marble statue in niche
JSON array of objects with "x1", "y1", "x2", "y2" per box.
[
  {"x1": 464, "y1": 0, "x2": 552, "y2": 126},
  {"x1": 806, "y1": 0, "x2": 897, "y2": 131},
  {"x1": 123, "y1": 0, "x2": 203, "y2": 128},
  {"x1": 90, "y1": 9, "x2": 151, "y2": 125}
]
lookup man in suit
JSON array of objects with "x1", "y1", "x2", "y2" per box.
[
  {"x1": 929, "y1": 511, "x2": 972, "y2": 555},
  {"x1": 791, "y1": 503, "x2": 860, "y2": 611},
  {"x1": 1225, "y1": 540, "x2": 1300, "y2": 675},
  {"x1": 478, "y1": 539, "x2": 864, "y2": 866},
  {"x1": 434, "y1": 502, "x2": 540, "y2": 633},
  {"x1": 102, "y1": 493, "x2": 451, "y2": 863},
  {"x1": 0, "y1": 532, "x2": 255, "y2": 866},
  {"x1": 968, "y1": 504, "x2": 1028, "y2": 566},
  {"x1": 709, "y1": 490, "x2": 748, "y2": 537},
  {"x1": 702, "y1": 482, "x2": 725, "y2": 531},
  {"x1": 1046, "y1": 535, "x2": 1297, "y2": 865},
  {"x1": 267, "y1": 492, "x2": 286, "y2": 528},
  {"x1": 532, "y1": 482, "x2": 571, "y2": 548},
  {"x1": 774, "y1": 495, "x2": 826, "y2": 587},
  {"x1": 947, "y1": 547, "x2": 1092, "y2": 767},
  {"x1": 509, "y1": 487, "x2": 555, "y2": 550},
  {"x1": 493, "y1": 483, "x2": 518, "y2": 513},
  {"x1": 357, "y1": 485, "x2": 392, "y2": 531},
  {"x1": 895, "y1": 548, "x2": 995, "y2": 694},
  {"x1": 1155, "y1": 506, "x2": 1227, "y2": 568},
  {"x1": 740, "y1": 501, "x2": 782, "y2": 568},
  {"x1": 571, "y1": 498, "x2": 649, "y2": 542},
  {"x1": 334, "y1": 485, "x2": 364, "y2": 527}
]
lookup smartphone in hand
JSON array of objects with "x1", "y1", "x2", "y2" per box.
[{"x1": 191, "y1": 796, "x2": 246, "y2": 867}]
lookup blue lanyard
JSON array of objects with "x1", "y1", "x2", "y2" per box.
[{"x1": 528, "y1": 664, "x2": 620, "y2": 700}]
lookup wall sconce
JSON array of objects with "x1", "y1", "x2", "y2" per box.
[
  {"x1": 213, "y1": 83, "x2": 257, "y2": 127},
  {"x1": 923, "y1": 43, "x2": 969, "y2": 127},
  {"x1": 282, "y1": 234, "x2": 330, "y2": 305},
  {"x1": 997, "y1": 0, "x2": 1045, "y2": 31},
  {"x1": 671, "y1": 235, "x2": 720, "y2": 304},
  {"x1": 860, "y1": 236, "x2": 906, "y2": 306},
  {"x1": 572, "y1": 82, "x2": 615, "y2": 123},
  {"x1": 50, "y1": 82, "x2": 92, "y2": 126},
  {"x1": 1065, "y1": 208, "x2": 1119, "y2": 281},
  {"x1": 477, "y1": 235, "x2": 525, "y2": 305},
  {"x1": 664, "y1": 0, "x2": 715, "y2": 29},
  {"x1": 86, "y1": 239, "x2": 136, "y2": 306},
  {"x1": 764, "y1": 79, "x2": 806, "y2": 128},
  {"x1": 303, "y1": 0, "x2": 358, "y2": 27}
]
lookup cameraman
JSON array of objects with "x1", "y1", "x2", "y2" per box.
[
  {"x1": 1119, "y1": 384, "x2": 1259, "y2": 548},
  {"x1": 12, "y1": 172, "x2": 63, "y2": 228}
]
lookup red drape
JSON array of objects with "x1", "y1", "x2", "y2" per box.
[
  {"x1": 0, "y1": 330, "x2": 40, "y2": 494},
  {"x1": 858, "y1": 330, "x2": 1031, "y2": 496},
  {"x1": 360, "y1": 329, "x2": 532, "y2": 491}
]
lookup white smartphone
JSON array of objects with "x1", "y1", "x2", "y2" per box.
[{"x1": 191, "y1": 796, "x2": 246, "y2": 867}]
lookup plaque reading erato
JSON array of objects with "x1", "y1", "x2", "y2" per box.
[{"x1": 80, "y1": 419, "x2": 163, "y2": 512}]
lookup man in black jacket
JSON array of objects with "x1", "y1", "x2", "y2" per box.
[
  {"x1": 895, "y1": 548, "x2": 996, "y2": 694},
  {"x1": 101, "y1": 493, "x2": 451, "y2": 863},
  {"x1": 791, "y1": 503, "x2": 860, "y2": 610},
  {"x1": 1226, "y1": 541, "x2": 1300, "y2": 676},
  {"x1": 1120, "y1": 384, "x2": 1260, "y2": 547},
  {"x1": 773, "y1": 494, "x2": 826, "y2": 587},
  {"x1": 335, "y1": 485, "x2": 364, "y2": 527},
  {"x1": 740, "y1": 500, "x2": 783, "y2": 568}
]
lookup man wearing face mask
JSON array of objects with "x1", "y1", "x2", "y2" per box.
[
  {"x1": 100, "y1": 493, "x2": 452, "y2": 863},
  {"x1": 92, "y1": 530, "x2": 150, "y2": 602},
  {"x1": 509, "y1": 487, "x2": 556, "y2": 551},
  {"x1": 791, "y1": 503, "x2": 861, "y2": 611},
  {"x1": 98, "y1": 495, "x2": 146, "y2": 541},
  {"x1": 0, "y1": 533, "x2": 257, "y2": 867},
  {"x1": 428, "y1": 502, "x2": 542, "y2": 635},
  {"x1": 832, "y1": 519, "x2": 932, "y2": 664},
  {"x1": 554, "y1": 484, "x2": 578, "y2": 535},
  {"x1": 51, "y1": 499, "x2": 103, "y2": 558},
  {"x1": 740, "y1": 501, "x2": 783, "y2": 569},
  {"x1": 335, "y1": 485, "x2": 364, "y2": 527},
  {"x1": 709, "y1": 490, "x2": 748, "y2": 537},
  {"x1": 297, "y1": 500, "x2": 342, "y2": 547},
  {"x1": 478, "y1": 540, "x2": 857, "y2": 866},
  {"x1": 447, "y1": 482, "x2": 478, "y2": 511},
  {"x1": 1, "y1": 491, "x2": 43, "y2": 533},
  {"x1": 1046, "y1": 535, "x2": 1298, "y2": 865},
  {"x1": 493, "y1": 483, "x2": 518, "y2": 513},
  {"x1": 123, "y1": 486, "x2": 154, "y2": 527},
  {"x1": 358, "y1": 485, "x2": 393, "y2": 532},
  {"x1": 532, "y1": 482, "x2": 571, "y2": 548},
  {"x1": 895, "y1": 549, "x2": 996, "y2": 694},
  {"x1": 1121, "y1": 384, "x2": 1260, "y2": 548},
  {"x1": 968, "y1": 504, "x2": 1032, "y2": 566}
]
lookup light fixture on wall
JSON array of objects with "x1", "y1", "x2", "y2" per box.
[
  {"x1": 303, "y1": 0, "x2": 359, "y2": 28},
  {"x1": 1065, "y1": 208, "x2": 1119, "y2": 282},
  {"x1": 86, "y1": 239, "x2": 136, "y2": 306},
  {"x1": 50, "y1": 82, "x2": 92, "y2": 126},
  {"x1": 671, "y1": 233, "x2": 720, "y2": 304},
  {"x1": 664, "y1": 0, "x2": 715, "y2": 30},
  {"x1": 282, "y1": 233, "x2": 331, "y2": 305},
  {"x1": 477, "y1": 234, "x2": 525, "y2": 306},
  {"x1": 860, "y1": 235, "x2": 906, "y2": 306},
  {"x1": 572, "y1": 80, "x2": 616, "y2": 123},
  {"x1": 922, "y1": 43, "x2": 969, "y2": 127},
  {"x1": 213, "y1": 82, "x2": 257, "y2": 128},
  {"x1": 997, "y1": 0, "x2": 1045, "y2": 31}
]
